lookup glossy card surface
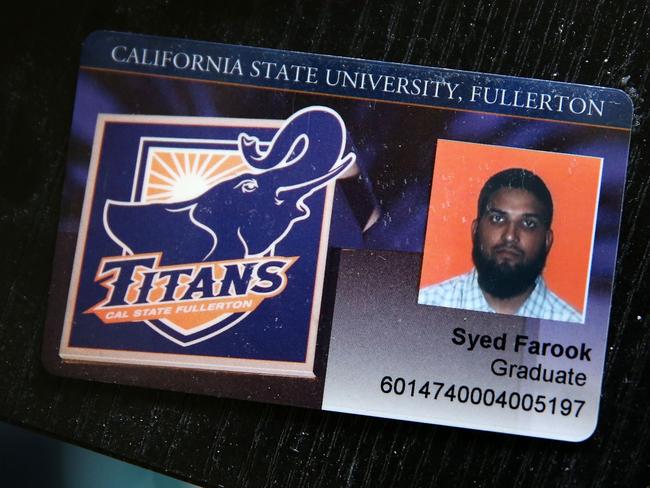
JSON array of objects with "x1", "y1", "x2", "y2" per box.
[{"x1": 44, "y1": 31, "x2": 632, "y2": 440}]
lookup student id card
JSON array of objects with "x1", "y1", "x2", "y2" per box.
[{"x1": 43, "y1": 31, "x2": 632, "y2": 441}]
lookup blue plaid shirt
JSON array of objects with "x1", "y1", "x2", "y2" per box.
[{"x1": 418, "y1": 269, "x2": 582, "y2": 323}]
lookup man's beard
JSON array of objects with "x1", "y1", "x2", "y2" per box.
[{"x1": 472, "y1": 240, "x2": 547, "y2": 299}]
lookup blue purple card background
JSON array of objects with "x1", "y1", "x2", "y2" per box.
[{"x1": 60, "y1": 32, "x2": 631, "y2": 362}]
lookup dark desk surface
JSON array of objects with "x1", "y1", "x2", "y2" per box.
[{"x1": 2, "y1": 2, "x2": 649, "y2": 486}]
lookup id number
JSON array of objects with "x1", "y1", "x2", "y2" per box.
[{"x1": 380, "y1": 376, "x2": 585, "y2": 417}]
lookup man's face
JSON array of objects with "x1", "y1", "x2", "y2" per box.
[{"x1": 472, "y1": 187, "x2": 553, "y2": 299}]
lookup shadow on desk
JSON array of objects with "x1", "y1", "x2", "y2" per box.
[{"x1": 0, "y1": 422, "x2": 197, "y2": 488}]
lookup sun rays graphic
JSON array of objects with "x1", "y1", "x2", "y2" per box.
[{"x1": 141, "y1": 149, "x2": 248, "y2": 203}]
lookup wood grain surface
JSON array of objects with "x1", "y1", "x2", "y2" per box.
[{"x1": 2, "y1": 1, "x2": 649, "y2": 486}]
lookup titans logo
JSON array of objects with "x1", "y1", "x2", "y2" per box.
[{"x1": 66, "y1": 106, "x2": 355, "y2": 348}]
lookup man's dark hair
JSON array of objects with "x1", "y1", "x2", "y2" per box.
[{"x1": 477, "y1": 168, "x2": 553, "y2": 227}]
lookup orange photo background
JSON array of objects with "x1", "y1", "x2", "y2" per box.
[{"x1": 419, "y1": 140, "x2": 602, "y2": 314}]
